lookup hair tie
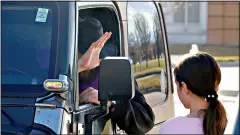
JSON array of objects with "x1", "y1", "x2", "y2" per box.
[{"x1": 205, "y1": 91, "x2": 218, "y2": 103}]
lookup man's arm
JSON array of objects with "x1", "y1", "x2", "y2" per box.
[{"x1": 109, "y1": 80, "x2": 155, "y2": 134}]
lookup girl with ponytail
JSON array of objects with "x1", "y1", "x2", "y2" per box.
[{"x1": 159, "y1": 52, "x2": 228, "y2": 135}]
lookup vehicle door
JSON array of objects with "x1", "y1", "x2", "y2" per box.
[{"x1": 125, "y1": 1, "x2": 175, "y2": 134}]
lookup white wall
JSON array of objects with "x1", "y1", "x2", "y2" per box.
[{"x1": 161, "y1": 2, "x2": 208, "y2": 45}]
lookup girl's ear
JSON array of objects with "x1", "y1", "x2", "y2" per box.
[
  {"x1": 215, "y1": 81, "x2": 219, "y2": 91},
  {"x1": 181, "y1": 82, "x2": 190, "y2": 95},
  {"x1": 175, "y1": 81, "x2": 182, "y2": 89}
]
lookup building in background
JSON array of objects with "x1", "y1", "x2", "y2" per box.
[
  {"x1": 162, "y1": 1, "x2": 239, "y2": 46},
  {"x1": 208, "y1": 2, "x2": 239, "y2": 46}
]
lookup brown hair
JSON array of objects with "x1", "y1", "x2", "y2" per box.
[{"x1": 173, "y1": 52, "x2": 227, "y2": 135}]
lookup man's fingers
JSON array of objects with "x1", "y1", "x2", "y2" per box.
[
  {"x1": 99, "y1": 32, "x2": 112, "y2": 48},
  {"x1": 79, "y1": 92, "x2": 87, "y2": 103},
  {"x1": 95, "y1": 32, "x2": 109, "y2": 46},
  {"x1": 97, "y1": 32, "x2": 112, "y2": 48},
  {"x1": 89, "y1": 41, "x2": 96, "y2": 50},
  {"x1": 79, "y1": 87, "x2": 94, "y2": 103},
  {"x1": 101, "y1": 32, "x2": 112, "y2": 47},
  {"x1": 89, "y1": 33, "x2": 107, "y2": 50},
  {"x1": 88, "y1": 95, "x2": 100, "y2": 105},
  {"x1": 88, "y1": 32, "x2": 111, "y2": 53},
  {"x1": 79, "y1": 87, "x2": 99, "y2": 104},
  {"x1": 79, "y1": 95, "x2": 85, "y2": 103},
  {"x1": 79, "y1": 87, "x2": 94, "y2": 96},
  {"x1": 95, "y1": 34, "x2": 107, "y2": 48}
]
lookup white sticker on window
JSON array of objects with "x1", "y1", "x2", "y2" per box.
[{"x1": 35, "y1": 8, "x2": 49, "y2": 22}]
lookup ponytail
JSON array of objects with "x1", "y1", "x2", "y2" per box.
[{"x1": 203, "y1": 99, "x2": 228, "y2": 135}]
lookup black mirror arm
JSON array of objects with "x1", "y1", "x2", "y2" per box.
[{"x1": 84, "y1": 100, "x2": 109, "y2": 135}]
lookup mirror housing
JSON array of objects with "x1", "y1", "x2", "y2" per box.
[{"x1": 98, "y1": 57, "x2": 135, "y2": 101}]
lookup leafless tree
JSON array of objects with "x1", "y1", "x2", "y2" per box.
[
  {"x1": 128, "y1": 33, "x2": 138, "y2": 71},
  {"x1": 153, "y1": 11, "x2": 164, "y2": 67},
  {"x1": 133, "y1": 13, "x2": 151, "y2": 67}
]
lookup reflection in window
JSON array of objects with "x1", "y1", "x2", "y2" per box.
[{"x1": 127, "y1": 2, "x2": 167, "y2": 106}]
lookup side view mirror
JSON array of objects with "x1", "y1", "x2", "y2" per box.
[{"x1": 98, "y1": 57, "x2": 135, "y2": 101}]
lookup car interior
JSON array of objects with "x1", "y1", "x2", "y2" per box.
[{"x1": 78, "y1": 7, "x2": 120, "y2": 57}]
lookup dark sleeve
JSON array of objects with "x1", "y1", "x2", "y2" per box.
[{"x1": 109, "y1": 80, "x2": 155, "y2": 135}]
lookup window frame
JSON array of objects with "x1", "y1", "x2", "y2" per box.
[
  {"x1": 75, "y1": 2, "x2": 122, "y2": 107},
  {"x1": 126, "y1": 1, "x2": 170, "y2": 106}
]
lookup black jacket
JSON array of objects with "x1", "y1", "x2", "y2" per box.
[{"x1": 106, "y1": 80, "x2": 155, "y2": 134}]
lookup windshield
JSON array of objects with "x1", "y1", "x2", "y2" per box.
[{"x1": 1, "y1": 2, "x2": 58, "y2": 97}]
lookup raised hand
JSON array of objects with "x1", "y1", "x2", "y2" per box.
[{"x1": 78, "y1": 32, "x2": 112, "y2": 72}]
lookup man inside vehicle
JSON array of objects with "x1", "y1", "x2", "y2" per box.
[{"x1": 77, "y1": 17, "x2": 155, "y2": 134}]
